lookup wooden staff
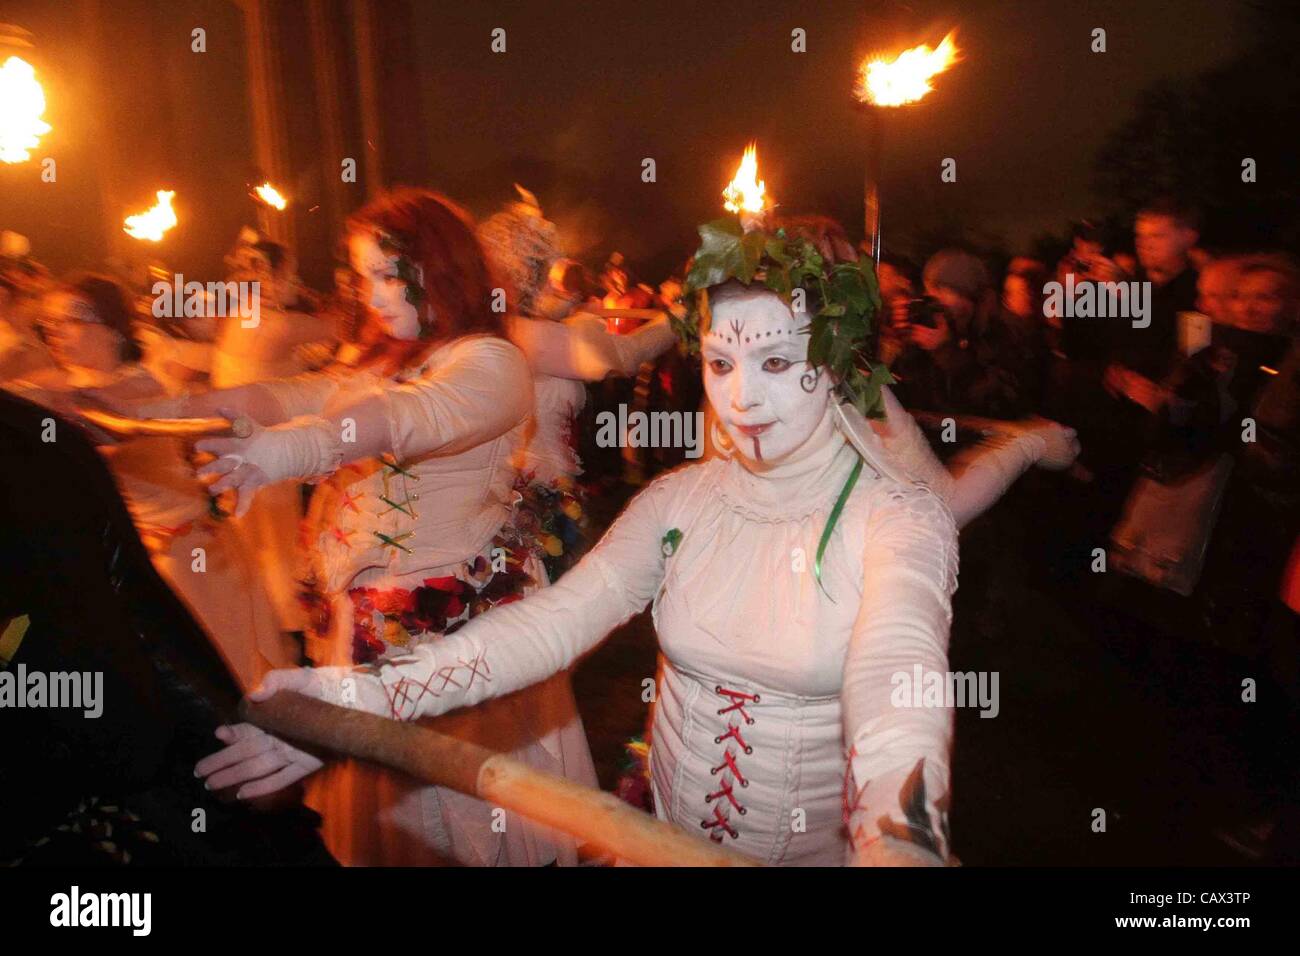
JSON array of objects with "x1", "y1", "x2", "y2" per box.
[
  {"x1": 241, "y1": 692, "x2": 759, "y2": 867},
  {"x1": 75, "y1": 407, "x2": 254, "y2": 439}
]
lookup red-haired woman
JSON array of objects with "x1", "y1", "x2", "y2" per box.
[{"x1": 175, "y1": 189, "x2": 596, "y2": 866}]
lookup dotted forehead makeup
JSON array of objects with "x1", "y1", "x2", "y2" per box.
[{"x1": 701, "y1": 286, "x2": 808, "y2": 348}]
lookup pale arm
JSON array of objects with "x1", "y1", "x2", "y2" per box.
[
  {"x1": 310, "y1": 471, "x2": 676, "y2": 720},
  {"x1": 842, "y1": 484, "x2": 959, "y2": 866},
  {"x1": 196, "y1": 473, "x2": 680, "y2": 795},
  {"x1": 872, "y1": 387, "x2": 1080, "y2": 528},
  {"x1": 508, "y1": 312, "x2": 675, "y2": 382}
]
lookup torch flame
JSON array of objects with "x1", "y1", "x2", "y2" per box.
[
  {"x1": 124, "y1": 191, "x2": 178, "y2": 242},
  {"x1": 254, "y1": 182, "x2": 288, "y2": 210},
  {"x1": 0, "y1": 56, "x2": 52, "y2": 164},
  {"x1": 722, "y1": 143, "x2": 768, "y2": 215},
  {"x1": 856, "y1": 32, "x2": 959, "y2": 108}
]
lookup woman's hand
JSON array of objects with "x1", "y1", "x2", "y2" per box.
[
  {"x1": 192, "y1": 668, "x2": 342, "y2": 798},
  {"x1": 1022, "y1": 418, "x2": 1081, "y2": 470},
  {"x1": 194, "y1": 722, "x2": 324, "y2": 799},
  {"x1": 194, "y1": 411, "x2": 277, "y2": 518},
  {"x1": 195, "y1": 411, "x2": 341, "y2": 517}
]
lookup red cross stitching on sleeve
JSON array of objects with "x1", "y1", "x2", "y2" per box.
[{"x1": 382, "y1": 649, "x2": 491, "y2": 720}]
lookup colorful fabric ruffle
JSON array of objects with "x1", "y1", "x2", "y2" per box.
[{"x1": 510, "y1": 471, "x2": 588, "y2": 583}]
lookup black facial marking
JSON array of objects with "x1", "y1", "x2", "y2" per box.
[{"x1": 800, "y1": 366, "x2": 821, "y2": 393}]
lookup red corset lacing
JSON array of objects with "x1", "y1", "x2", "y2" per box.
[{"x1": 701, "y1": 686, "x2": 759, "y2": 842}]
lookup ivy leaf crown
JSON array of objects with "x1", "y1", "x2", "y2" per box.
[{"x1": 674, "y1": 214, "x2": 895, "y2": 419}]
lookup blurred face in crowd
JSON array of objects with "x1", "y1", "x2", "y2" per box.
[
  {"x1": 1002, "y1": 273, "x2": 1036, "y2": 319},
  {"x1": 702, "y1": 287, "x2": 832, "y2": 467},
  {"x1": 348, "y1": 232, "x2": 422, "y2": 340},
  {"x1": 1197, "y1": 261, "x2": 1240, "y2": 324},
  {"x1": 41, "y1": 290, "x2": 124, "y2": 371},
  {"x1": 1230, "y1": 270, "x2": 1292, "y2": 335},
  {"x1": 924, "y1": 279, "x2": 974, "y2": 325},
  {"x1": 1135, "y1": 213, "x2": 1197, "y2": 277}
]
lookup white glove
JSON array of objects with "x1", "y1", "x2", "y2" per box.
[
  {"x1": 194, "y1": 722, "x2": 324, "y2": 799},
  {"x1": 195, "y1": 412, "x2": 342, "y2": 517},
  {"x1": 192, "y1": 666, "x2": 352, "y2": 798},
  {"x1": 1015, "y1": 418, "x2": 1081, "y2": 471}
]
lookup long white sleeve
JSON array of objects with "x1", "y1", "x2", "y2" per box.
[
  {"x1": 508, "y1": 313, "x2": 675, "y2": 382},
  {"x1": 872, "y1": 387, "x2": 955, "y2": 497},
  {"x1": 945, "y1": 430, "x2": 1048, "y2": 527},
  {"x1": 873, "y1": 387, "x2": 1069, "y2": 529},
  {"x1": 842, "y1": 483, "x2": 959, "y2": 865},
  {"x1": 382, "y1": 336, "x2": 533, "y2": 460},
  {"x1": 325, "y1": 471, "x2": 677, "y2": 719}
]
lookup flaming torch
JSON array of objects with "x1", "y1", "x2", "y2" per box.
[
  {"x1": 0, "y1": 55, "x2": 51, "y2": 164},
  {"x1": 123, "y1": 190, "x2": 178, "y2": 242},
  {"x1": 253, "y1": 181, "x2": 288, "y2": 211},
  {"x1": 251, "y1": 179, "x2": 289, "y2": 242},
  {"x1": 722, "y1": 142, "x2": 770, "y2": 232},
  {"x1": 853, "y1": 31, "x2": 959, "y2": 263}
]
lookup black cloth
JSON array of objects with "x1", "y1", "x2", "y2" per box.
[{"x1": 0, "y1": 390, "x2": 335, "y2": 865}]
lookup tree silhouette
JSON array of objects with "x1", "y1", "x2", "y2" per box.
[{"x1": 1093, "y1": 0, "x2": 1300, "y2": 252}]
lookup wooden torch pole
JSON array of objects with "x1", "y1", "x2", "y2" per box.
[{"x1": 241, "y1": 692, "x2": 759, "y2": 867}]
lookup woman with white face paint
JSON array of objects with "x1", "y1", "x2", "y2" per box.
[
  {"x1": 163, "y1": 188, "x2": 598, "y2": 867},
  {"x1": 195, "y1": 209, "x2": 971, "y2": 863}
]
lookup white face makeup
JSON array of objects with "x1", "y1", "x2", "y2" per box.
[
  {"x1": 702, "y1": 288, "x2": 832, "y2": 466},
  {"x1": 348, "y1": 232, "x2": 422, "y2": 340}
]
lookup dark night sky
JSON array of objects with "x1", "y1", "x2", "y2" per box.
[
  {"x1": 0, "y1": 0, "x2": 1254, "y2": 282},
  {"x1": 409, "y1": 0, "x2": 1247, "y2": 272}
]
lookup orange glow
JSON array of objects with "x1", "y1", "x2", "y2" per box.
[
  {"x1": 254, "y1": 182, "x2": 288, "y2": 210},
  {"x1": 123, "y1": 191, "x2": 178, "y2": 242},
  {"x1": 0, "y1": 56, "x2": 51, "y2": 164},
  {"x1": 855, "y1": 32, "x2": 959, "y2": 107},
  {"x1": 722, "y1": 143, "x2": 768, "y2": 215}
]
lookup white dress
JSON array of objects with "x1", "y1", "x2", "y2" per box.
[
  {"x1": 258, "y1": 334, "x2": 597, "y2": 866},
  {"x1": 317, "y1": 403, "x2": 961, "y2": 865}
]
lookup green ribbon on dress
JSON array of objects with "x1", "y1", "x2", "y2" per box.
[{"x1": 814, "y1": 456, "x2": 864, "y2": 602}]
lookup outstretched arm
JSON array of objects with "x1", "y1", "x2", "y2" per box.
[
  {"x1": 509, "y1": 312, "x2": 676, "y2": 382},
  {"x1": 872, "y1": 387, "x2": 1080, "y2": 528},
  {"x1": 195, "y1": 336, "x2": 534, "y2": 515},
  {"x1": 195, "y1": 471, "x2": 682, "y2": 795},
  {"x1": 842, "y1": 484, "x2": 959, "y2": 866},
  {"x1": 81, "y1": 374, "x2": 336, "y2": 428},
  {"x1": 315, "y1": 471, "x2": 675, "y2": 719}
]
